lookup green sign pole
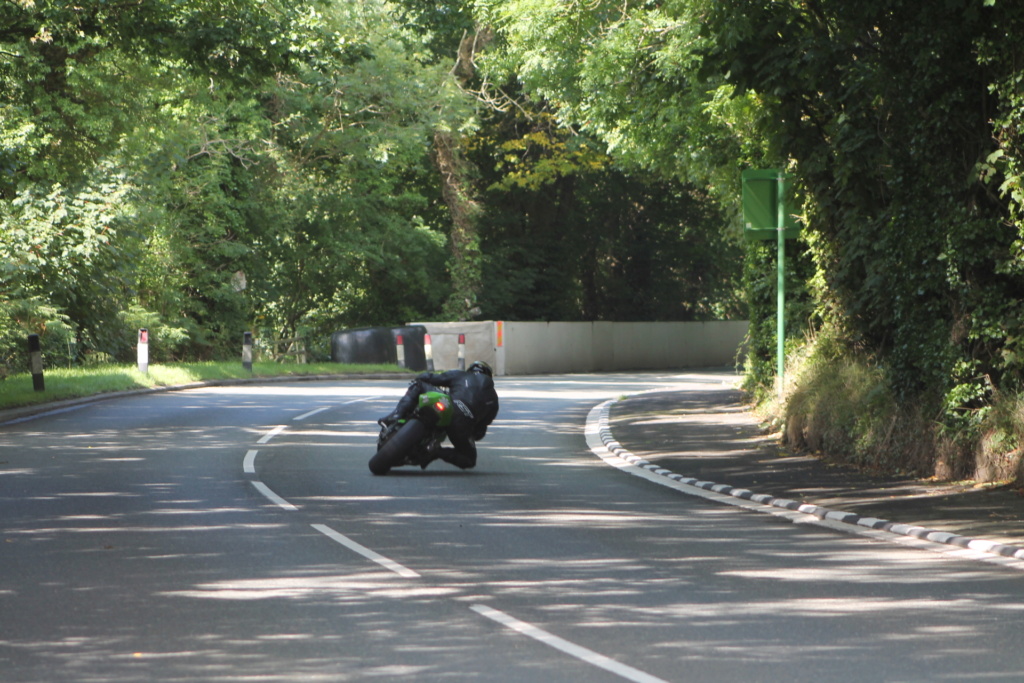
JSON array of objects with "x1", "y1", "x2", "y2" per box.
[
  {"x1": 740, "y1": 169, "x2": 799, "y2": 399},
  {"x1": 776, "y1": 172, "x2": 785, "y2": 397}
]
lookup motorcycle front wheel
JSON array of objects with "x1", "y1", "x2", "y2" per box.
[{"x1": 368, "y1": 419, "x2": 429, "y2": 475}]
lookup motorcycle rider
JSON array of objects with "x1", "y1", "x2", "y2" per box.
[{"x1": 378, "y1": 360, "x2": 499, "y2": 470}]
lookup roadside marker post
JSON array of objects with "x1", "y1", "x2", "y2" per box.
[
  {"x1": 395, "y1": 334, "x2": 406, "y2": 369},
  {"x1": 28, "y1": 334, "x2": 44, "y2": 392},
  {"x1": 424, "y1": 333, "x2": 435, "y2": 372},
  {"x1": 242, "y1": 331, "x2": 253, "y2": 373},
  {"x1": 137, "y1": 328, "x2": 149, "y2": 374}
]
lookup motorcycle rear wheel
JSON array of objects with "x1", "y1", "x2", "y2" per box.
[{"x1": 368, "y1": 419, "x2": 429, "y2": 475}]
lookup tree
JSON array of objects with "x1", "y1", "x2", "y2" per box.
[
  {"x1": 470, "y1": 106, "x2": 742, "y2": 321},
  {"x1": 473, "y1": 0, "x2": 1024, "y2": 476},
  {"x1": 1, "y1": 0, "x2": 466, "y2": 368}
]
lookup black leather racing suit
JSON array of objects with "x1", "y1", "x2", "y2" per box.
[{"x1": 389, "y1": 369, "x2": 499, "y2": 469}]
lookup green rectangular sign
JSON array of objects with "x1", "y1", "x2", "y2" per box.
[{"x1": 742, "y1": 169, "x2": 800, "y2": 240}]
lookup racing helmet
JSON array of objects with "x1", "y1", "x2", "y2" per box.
[{"x1": 468, "y1": 360, "x2": 493, "y2": 377}]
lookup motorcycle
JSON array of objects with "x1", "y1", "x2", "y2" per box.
[{"x1": 368, "y1": 388, "x2": 453, "y2": 475}]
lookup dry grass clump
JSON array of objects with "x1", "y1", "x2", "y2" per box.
[
  {"x1": 778, "y1": 337, "x2": 1024, "y2": 482},
  {"x1": 784, "y1": 352, "x2": 931, "y2": 476}
]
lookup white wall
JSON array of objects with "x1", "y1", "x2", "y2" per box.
[{"x1": 411, "y1": 320, "x2": 748, "y2": 375}]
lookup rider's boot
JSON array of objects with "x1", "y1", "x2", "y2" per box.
[
  {"x1": 438, "y1": 447, "x2": 476, "y2": 470},
  {"x1": 377, "y1": 410, "x2": 403, "y2": 427},
  {"x1": 378, "y1": 387, "x2": 421, "y2": 426}
]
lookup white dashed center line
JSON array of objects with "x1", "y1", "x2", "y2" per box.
[
  {"x1": 294, "y1": 406, "x2": 331, "y2": 421},
  {"x1": 311, "y1": 524, "x2": 420, "y2": 578},
  {"x1": 243, "y1": 396, "x2": 668, "y2": 683},
  {"x1": 470, "y1": 605, "x2": 669, "y2": 683},
  {"x1": 250, "y1": 481, "x2": 298, "y2": 511},
  {"x1": 257, "y1": 424, "x2": 287, "y2": 444}
]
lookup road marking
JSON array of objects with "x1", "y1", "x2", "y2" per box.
[
  {"x1": 586, "y1": 401, "x2": 1024, "y2": 571},
  {"x1": 257, "y1": 425, "x2": 287, "y2": 444},
  {"x1": 294, "y1": 406, "x2": 331, "y2": 422},
  {"x1": 243, "y1": 450, "x2": 258, "y2": 474},
  {"x1": 311, "y1": 524, "x2": 420, "y2": 578},
  {"x1": 470, "y1": 604, "x2": 669, "y2": 683},
  {"x1": 251, "y1": 481, "x2": 298, "y2": 511},
  {"x1": 293, "y1": 397, "x2": 375, "y2": 422}
]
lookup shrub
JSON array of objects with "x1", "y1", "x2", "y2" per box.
[
  {"x1": 783, "y1": 334, "x2": 935, "y2": 476},
  {"x1": 0, "y1": 298, "x2": 76, "y2": 378}
]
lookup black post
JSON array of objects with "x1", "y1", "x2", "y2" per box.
[
  {"x1": 242, "y1": 331, "x2": 253, "y2": 372},
  {"x1": 28, "y1": 334, "x2": 44, "y2": 392}
]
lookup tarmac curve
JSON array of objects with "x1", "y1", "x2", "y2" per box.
[{"x1": 587, "y1": 397, "x2": 1024, "y2": 573}]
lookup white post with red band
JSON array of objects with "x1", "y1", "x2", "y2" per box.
[
  {"x1": 424, "y1": 333, "x2": 434, "y2": 372},
  {"x1": 137, "y1": 328, "x2": 149, "y2": 374},
  {"x1": 396, "y1": 334, "x2": 406, "y2": 369}
]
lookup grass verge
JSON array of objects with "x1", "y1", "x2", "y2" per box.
[{"x1": 0, "y1": 362, "x2": 411, "y2": 411}]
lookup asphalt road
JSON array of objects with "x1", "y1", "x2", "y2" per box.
[{"x1": 2, "y1": 373, "x2": 1024, "y2": 682}]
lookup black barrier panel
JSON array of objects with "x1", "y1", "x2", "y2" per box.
[{"x1": 330, "y1": 325, "x2": 427, "y2": 371}]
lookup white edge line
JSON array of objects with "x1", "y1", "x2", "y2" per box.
[
  {"x1": 243, "y1": 450, "x2": 258, "y2": 474},
  {"x1": 257, "y1": 424, "x2": 287, "y2": 444},
  {"x1": 251, "y1": 481, "x2": 298, "y2": 511},
  {"x1": 470, "y1": 604, "x2": 669, "y2": 683},
  {"x1": 311, "y1": 523, "x2": 420, "y2": 578}
]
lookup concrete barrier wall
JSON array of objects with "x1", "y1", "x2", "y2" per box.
[{"x1": 411, "y1": 320, "x2": 748, "y2": 375}]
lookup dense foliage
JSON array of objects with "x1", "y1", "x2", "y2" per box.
[
  {"x1": 475, "y1": 0, "x2": 1024, "y2": 478},
  {"x1": 700, "y1": 0, "x2": 1024, "y2": 477},
  {"x1": 1, "y1": 0, "x2": 461, "y2": 369},
  {"x1": 1, "y1": 0, "x2": 737, "y2": 376},
  {"x1": 10, "y1": 0, "x2": 1024, "y2": 479}
]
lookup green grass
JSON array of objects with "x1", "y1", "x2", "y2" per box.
[{"x1": 0, "y1": 362, "x2": 412, "y2": 411}]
